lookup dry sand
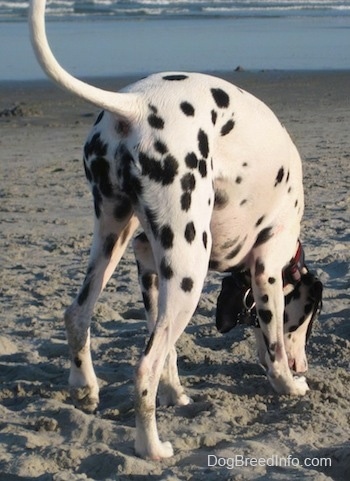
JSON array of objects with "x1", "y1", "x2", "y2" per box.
[{"x1": 0, "y1": 71, "x2": 349, "y2": 481}]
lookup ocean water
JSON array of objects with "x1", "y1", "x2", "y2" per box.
[
  {"x1": 1, "y1": 1, "x2": 350, "y2": 21},
  {"x1": 0, "y1": 1, "x2": 349, "y2": 80}
]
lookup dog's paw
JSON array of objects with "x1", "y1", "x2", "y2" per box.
[
  {"x1": 267, "y1": 370, "x2": 310, "y2": 396},
  {"x1": 176, "y1": 393, "x2": 193, "y2": 406},
  {"x1": 158, "y1": 389, "x2": 193, "y2": 407},
  {"x1": 291, "y1": 375, "x2": 310, "y2": 395},
  {"x1": 69, "y1": 386, "x2": 99, "y2": 413},
  {"x1": 135, "y1": 439, "x2": 174, "y2": 460}
]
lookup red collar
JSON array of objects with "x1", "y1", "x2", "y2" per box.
[{"x1": 282, "y1": 240, "x2": 306, "y2": 288}]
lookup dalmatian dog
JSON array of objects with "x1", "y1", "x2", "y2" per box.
[{"x1": 29, "y1": 0, "x2": 322, "y2": 460}]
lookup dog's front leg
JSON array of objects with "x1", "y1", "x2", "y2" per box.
[{"x1": 252, "y1": 236, "x2": 309, "y2": 396}]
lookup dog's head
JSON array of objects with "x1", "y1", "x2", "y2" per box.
[
  {"x1": 215, "y1": 271, "x2": 257, "y2": 334},
  {"x1": 216, "y1": 269, "x2": 323, "y2": 372}
]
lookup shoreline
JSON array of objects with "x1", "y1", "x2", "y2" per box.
[{"x1": 2, "y1": 69, "x2": 350, "y2": 105}]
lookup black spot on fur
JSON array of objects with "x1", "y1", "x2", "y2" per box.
[
  {"x1": 185, "y1": 152, "x2": 198, "y2": 169},
  {"x1": 181, "y1": 277, "x2": 194, "y2": 293},
  {"x1": 142, "y1": 273, "x2": 154, "y2": 291},
  {"x1": 154, "y1": 140, "x2": 168, "y2": 155},
  {"x1": 240, "y1": 199, "x2": 247, "y2": 206},
  {"x1": 148, "y1": 114, "x2": 164, "y2": 129},
  {"x1": 90, "y1": 157, "x2": 113, "y2": 197},
  {"x1": 142, "y1": 389, "x2": 148, "y2": 397},
  {"x1": 255, "y1": 259, "x2": 265, "y2": 276},
  {"x1": 119, "y1": 148, "x2": 143, "y2": 203},
  {"x1": 162, "y1": 155, "x2": 179, "y2": 185},
  {"x1": 185, "y1": 222, "x2": 196, "y2": 244},
  {"x1": 295, "y1": 199, "x2": 299, "y2": 208},
  {"x1": 149, "y1": 104, "x2": 158, "y2": 113},
  {"x1": 274, "y1": 167, "x2": 285, "y2": 186},
  {"x1": 180, "y1": 102, "x2": 195, "y2": 116},
  {"x1": 103, "y1": 233, "x2": 117, "y2": 257},
  {"x1": 144, "y1": 332, "x2": 154, "y2": 355},
  {"x1": 254, "y1": 227, "x2": 273, "y2": 248},
  {"x1": 181, "y1": 172, "x2": 196, "y2": 192},
  {"x1": 160, "y1": 257, "x2": 174, "y2": 279},
  {"x1": 94, "y1": 111, "x2": 104, "y2": 126},
  {"x1": 211, "y1": 110, "x2": 218, "y2": 125},
  {"x1": 211, "y1": 88, "x2": 230, "y2": 108},
  {"x1": 203, "y1": 231, "x2": 208, "y2": 249},
  {"x1": 199, "y1": 159, "x2": 207, "y2": 177},
  {"x1": 160, "y1": 225, "x2": 174, "y2": 249},
  {"x1": 116, "y1": 120, "x2": 130, "y2": 137},
  {"x1": 214, "y1": 189, "x2": 229, "y2": 210},
  {"x1": 92, "y1": 185, "x2": 102, "y2": 218},
  {"x1": 84, "y1": 133, "x2": 107, "y2": 159},
  {"x1": 209, "y1": 260, "x2": 220, "y2": 270},
  {"x1": 261, "y1": 294, "x2": 269, "y2": 303},
  {"x1": 235, "y1": 176, "x2": 242, "y2": 184},
  {"x1": 258, "y1": 309, "x2": 273, "y2": 324},
  {"x1": 221, "y1": 238, "x2": 239, "y2": 250},
  {"x1": 163, "y1": 74, "x2": 189, "y2": 81},
  {"x1": 74, "y1": 357, "x2": 82, "y2": 368},
  {"x1": 139, "y1": 152, "x2": 179, "y2": 185},
  {"x1": 221, "y1": 119, "x2": 235, "y2": 136},
  {"x1": 198, "y1": 129, "x2": 209, "y2": 159},
  {"x1": 268, "y1": 277, "x2": 276, "y2": 284},
  {"x1": 255, "y1": 216, "x2": 265, "y2": 227},
  {"x1": 181, "y1": 192, "x2": 192, "y2": 211},
  {"x1": 114, "y1": 196, "x2": 132, "y2": 220},
  {"x1": 77, "y1": 281, "x2": 91, "y2": 306},
  {"x1": 225, "y1": 243, "x2": 243, "y2": 260}
]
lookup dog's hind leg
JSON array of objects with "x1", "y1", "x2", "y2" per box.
[
  {"x1": 65, "y1": 203, "x2": 139, "y2": 412},
  {"x1": 133, "y1": 232, "x2": 192, "y2": 408},
  {"x1": 133, "y1": 227, "x2": 211, "y2": 459}
]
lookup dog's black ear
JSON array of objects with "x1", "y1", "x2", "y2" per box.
[
  {"x1": 216, "y1": 275, "x2": 245, "y2": 333},
  {"x1": 304, "y1": 274, "x2": 323, "y2": 343}
]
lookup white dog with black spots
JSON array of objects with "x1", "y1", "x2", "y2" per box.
[{"x1": 29, "y1": 0, "x2": 322, "y2": 460}]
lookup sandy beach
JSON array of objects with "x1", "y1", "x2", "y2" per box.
[{"x1": 0, "y1": 70, "x2": 349, "y2": 480}]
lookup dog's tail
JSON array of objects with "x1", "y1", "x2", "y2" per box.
[{"x1": 29, "y1": 0, "x2": 139, "y2": 119}]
